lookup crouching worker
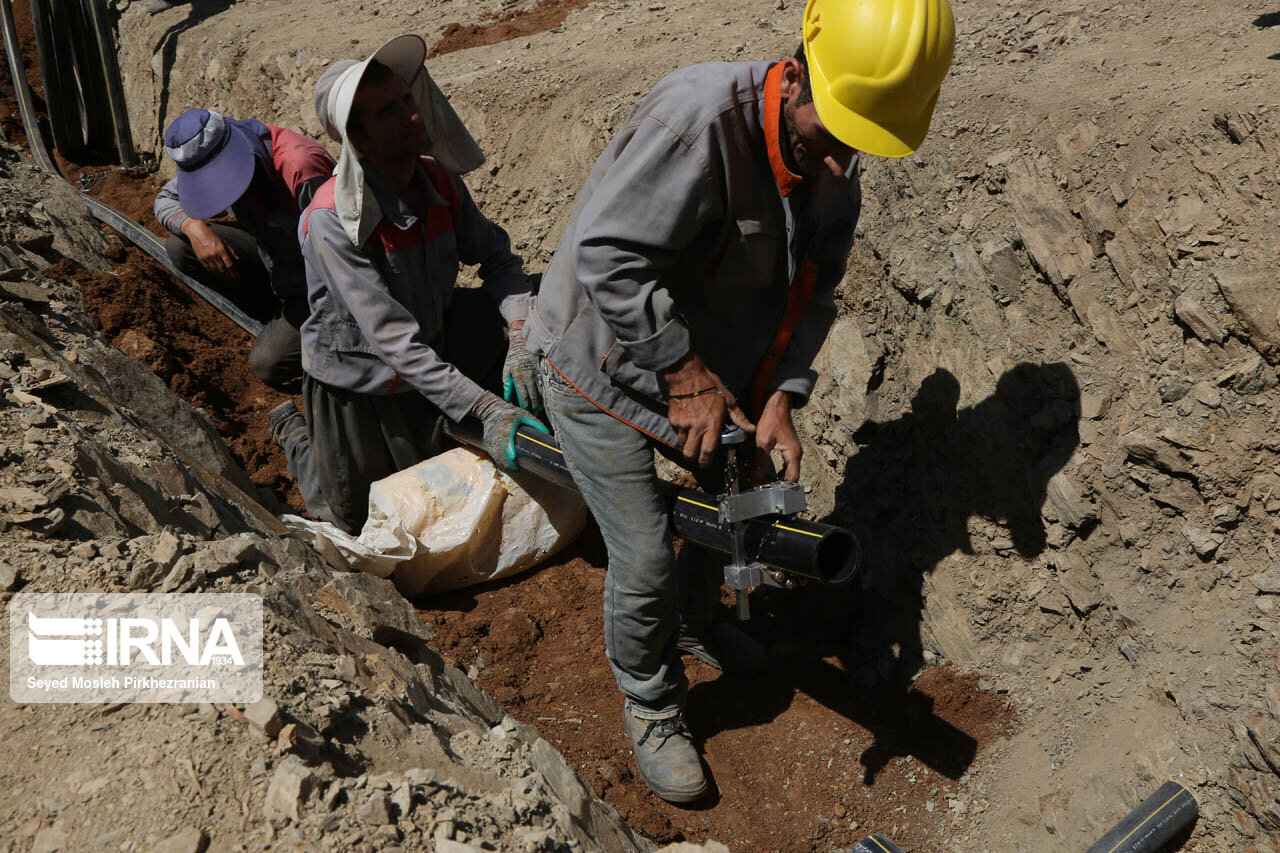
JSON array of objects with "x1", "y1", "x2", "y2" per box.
[
  {"x1": 271, "y1": 35, "x2": 544, "y2": 533},
  {"x1": 155, "y1": 108, "x2": 335, "y2": 389}
]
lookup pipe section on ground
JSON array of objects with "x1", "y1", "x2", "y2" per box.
[
  {"x1": 443, "y1": 419, "x2": 860, "y2": 587},
  {"x1": 1084, "y1": 781, "x2": 1198, "y2": 853}
]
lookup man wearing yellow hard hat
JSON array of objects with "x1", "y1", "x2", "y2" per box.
[{"x1": 524, "y1": 0, "x2": 955, "y2": 804}]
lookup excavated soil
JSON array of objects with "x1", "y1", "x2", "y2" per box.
[
  {"x1": 422, "y1": 534, "x2": 1017, "y2": 850},
  {"x1": 430, "y1": 0, "x2": 619, "y2": 58},
  {"x1": 54, "y1": 247, "x2": 301, "y2": 510}
]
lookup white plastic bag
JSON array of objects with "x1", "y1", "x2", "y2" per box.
[{"x1": 283, "y1": 447, "x2": 586, "y2": 595}]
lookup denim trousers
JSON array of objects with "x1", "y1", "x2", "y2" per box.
[{"x1": 540, "y1": 360, "x2": 722, "y2": 719}]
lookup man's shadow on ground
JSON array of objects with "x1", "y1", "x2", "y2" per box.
[{"x1": 687, "y1": 362, "x2": 1081, "y2": 784}]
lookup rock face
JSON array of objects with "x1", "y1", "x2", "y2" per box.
[{"x1": 0, "y1": 158, "x2": 647, "y2": 851}]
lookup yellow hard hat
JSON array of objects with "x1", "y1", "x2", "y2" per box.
[{"x1": 802, "y1": 0, "x2": 955, "y2": 158}]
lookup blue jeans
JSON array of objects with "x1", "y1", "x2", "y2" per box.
[{"x1": 540, "y1": 360, "x2": 706, "y2": 719}]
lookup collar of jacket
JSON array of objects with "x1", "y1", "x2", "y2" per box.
[
  {"x1": 763, "y1": 61, "x2": 803, "y2": 198},
  {"x1": 360, "y1": 159, "x2": 449, "y2": 236}
]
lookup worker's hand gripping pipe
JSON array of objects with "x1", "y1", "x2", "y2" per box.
[{"x1": 442, "y1": 418, "x2": 860, "y2": 600}]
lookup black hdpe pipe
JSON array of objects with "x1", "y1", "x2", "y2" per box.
[
  {"x1": 443, "y1": 419, "x2": 860, "y2": 587},
  {"x1": 83, "y1": 0, "x2": 138, "y2": 166},
  {"x1": 25, "y1": 0, "x2": 134, "y2": 164},
  {"x1": 1084, "y1": 781, "x2": 1198, "y2": 853},
  {"x1": 0, "y1": 0, "x2": 263, "y2": 336},
  {"x1": 853, "y1": 835, "x2": 905, "y2": 853}
]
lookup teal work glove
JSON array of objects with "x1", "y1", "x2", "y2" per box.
[
  {"x1": 502, "y1": 327, "x2": 543, "y2": 416},
  {"x1": 475, "y1": 394, "x2": 551, "y2": 472}
]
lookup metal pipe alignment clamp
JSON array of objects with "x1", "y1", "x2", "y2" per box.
[{"x1": 444, "y1": 418, "x2": 861, "y2": 621}]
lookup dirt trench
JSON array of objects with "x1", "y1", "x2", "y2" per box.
[
  {"x1": 0, "y1": 2, "x2": 1020, "y2": 850},
  {"x1": 15, "y1": 0, "x2": 1280, "y2": 848}
]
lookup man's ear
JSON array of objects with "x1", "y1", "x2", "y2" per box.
[{"x1": 778, "y1": 57, "x2": 804, "y2": 102}]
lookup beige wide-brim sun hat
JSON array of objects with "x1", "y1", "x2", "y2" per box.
[{"x1": 311, "y1": 34, "x2": 486, "y2": 246}]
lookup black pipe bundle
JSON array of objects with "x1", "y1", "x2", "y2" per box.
[
  {"x1": 444, "y1": 419, "x2": 860, "y2": 587},
  {"x1": 27, "y1": 0, "x2": 134, "y2": 164}
]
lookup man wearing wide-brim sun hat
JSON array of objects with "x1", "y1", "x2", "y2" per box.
[
  {"x1": 154, "y1": 106, "x2": 334, "y2": 390},
  {"x1": 268, "y1": 34, "x2": 546, "y2": 534}
]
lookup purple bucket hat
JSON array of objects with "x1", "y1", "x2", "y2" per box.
[{"x1": 163, "y1": 108, "x2": 256, "y2": 220}]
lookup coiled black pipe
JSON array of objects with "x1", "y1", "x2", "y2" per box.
[
  {"x1": 0, "y1": 0, "x2": 264, "y2": 337},
  {"x1": 1084, "y1": 781, "x2": 1198, "y2": 853},
  {"x1": 83, "y1": 0, "x2": 137, "y2": 166},
  {"x1": 443, "y1": 419, "x2": 860, "y2": 587}
]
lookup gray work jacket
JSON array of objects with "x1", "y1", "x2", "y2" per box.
[
  {"x1": 299, "y1": 158, "x2": 531, "y2": 421},
  {"x1": 524, "y1": 61, "x2": 861, "y2": 447}
]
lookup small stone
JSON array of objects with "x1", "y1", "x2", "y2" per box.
[
  {"x1": 263, "y1": 756, "x2": 316, "y2": 821},
  {"x1": 1192, "y1": 381, "x2": 1221, "y2": 408},
  {"x1": 1249, "y1": 569, "x2": 1280, "y2": 594},
  {"x1": 157, "y1": 555, "x2": 194, "y2": 593},
  {"x1": 1158, "y1": 376, "x2": 1192, "y2": 403},
  {"x1": 1181, "y1": 524, "x2": 1222, "y2": 558},
  {"x1": 31, "y1": 825, "x2": 67, "y2": 853},
  {"x1": 1079, "y1": 391, "x2": 1109, "y2": 420},
  {"x1": 191, "y1": 535, "x2": 258, "y2": 577},
  {"x1": 986, "y1": 148, "x2": 1018, "y2": 168},
  {"x1": 391, "y1": 781, "x2": 413, "y2": 819},
  {"x1": 245, "y1": 697, "x2": 283, "y2": 738},
  {"x1": 277, "y1": 720, "x2": 324, "y2": 755},
  {"x1": 435, "y1": 840, "x2": 485, "y2": 853},
  {"x1": 152, "y1": 529, "x2": 183, "y2": 571},
  {"x1": 15, "y1": 227, "x2": 54, "y2": 252},
  {"x1": 334, "y1": 655, "x2": 357, "y2": 680},
  {"x1": 152, "y1": 826, "x2": 208, "y2": 853},
  {"x1": 1173, "y1": 294, "x2": 1226, "y2": 343},
  {"x1": 0, "y1": 561, "x2": 20, "y2": 591},
  {"x1": 322, "y1": 780, "x2": 345, "y2": 811},
  {"x1": 358, "y1": 791, "x2": 394, "y2": 826},
  {"x1": 0, "y1": 485, "x2": 49, "y2": 512}
]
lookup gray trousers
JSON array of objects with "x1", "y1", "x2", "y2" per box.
[
  {"x1": 166, "y1": 224, "x2": 304, "y2": 390},
  {"x1": 288, "y1": 289, "x2": 506, "y2": 534},
  {"x1": 539, "y1": 360, "x2": 723, "y2": 718}
]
